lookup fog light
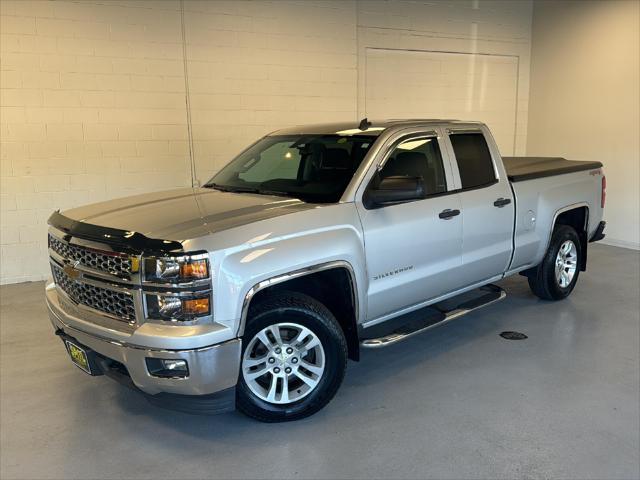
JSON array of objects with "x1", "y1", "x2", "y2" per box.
[
  {"x1": 164, "y1": 359, "x2": 187, "y2": 371},
  {"x1": 146, "y1": 358, "x2": 189, "y2": 378}
]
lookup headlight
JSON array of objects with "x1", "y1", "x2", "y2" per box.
[
  {"x1": 145, "y1": 293, "x2": 211, "y2": 322},
  {"x1": 143, "y1": 253, "x2": 209, "y2": 284}
]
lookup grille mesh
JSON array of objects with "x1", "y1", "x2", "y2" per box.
[
  {"x1": 48, "y1": 234, "x2": 132, "y2": 278},
  {"x1": 51, "y1": 263, "x2": 136, "y2": 321}
]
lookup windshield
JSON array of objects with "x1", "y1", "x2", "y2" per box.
[{"x1": 205, "y1": 134, "x2": 377, "y2": 203}]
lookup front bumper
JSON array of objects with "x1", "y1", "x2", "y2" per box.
[{"x1": 46, "y1": 284, "x2": 242, "y2": 399}]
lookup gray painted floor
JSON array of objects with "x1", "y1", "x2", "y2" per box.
[{"x1": 1, "y1": 243, "x2": 638, "y2": 480}]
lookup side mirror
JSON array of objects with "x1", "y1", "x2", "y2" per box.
[{"x1": 364, "y1": 175, "x2": 425, "y2": 209}]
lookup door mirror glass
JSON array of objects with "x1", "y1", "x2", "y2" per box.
[
  {"x1": 364, "y1": 135, "x2": 448, "y2": 208},
  {"x1": 364, "y1": 175, "x2": 425, "y2": 208}
]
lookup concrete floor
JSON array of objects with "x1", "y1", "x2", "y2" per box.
[{"x1": 1, "y1": 243, "x2": 638, "y2": 480}]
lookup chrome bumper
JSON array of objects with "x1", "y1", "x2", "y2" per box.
[{"x1": 46, "y1": 284, "x2": 241, "y2": 396}]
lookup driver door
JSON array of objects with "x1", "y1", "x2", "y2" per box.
[{"x1": 356, "y1": 130, "x2": 464, "y2": 322}]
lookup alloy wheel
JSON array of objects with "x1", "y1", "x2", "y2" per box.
[
  {"x1": 555, "y1": 240, "x2": 577, "y2": 288},
  {"x1": 242, "y1": 322, "x2": 325, "y2": 405}
]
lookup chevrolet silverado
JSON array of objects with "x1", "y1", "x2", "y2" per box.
[{"x1": 46, "y1": 119, "x2": 606, "y2": 422}]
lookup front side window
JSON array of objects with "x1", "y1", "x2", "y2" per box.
[
  {"x1": 449, "y1": 133, "x2": 497, "y2": 189},
  {"x1": 206, "y1": 134, "x2": 376, "y2": 203},
  {"x1": 378, "y1": 136, "x2": 447, "y2": 196}
]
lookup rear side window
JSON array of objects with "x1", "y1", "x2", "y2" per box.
[{"x1": 449, "y1": 133, "x2": 496, "y2": 189}]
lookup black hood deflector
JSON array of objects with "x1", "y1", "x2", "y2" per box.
[{"x1": 48, "y1": 211, "x2": 184, "y2": 255}]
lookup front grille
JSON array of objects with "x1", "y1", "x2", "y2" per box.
[
  {"x1": 48, "y1": 234, "x2": 133, "y2": 278},
  {"x1": 51, "y1": 263, "x2": 136, "y2": 321}
]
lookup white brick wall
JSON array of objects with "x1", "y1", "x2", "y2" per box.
[
  {"x1": 1, "y1": 0, "x2": 192, "y2": 284},
  {"x1": 356, "y1": 0, "x2": 532, "y2": 155},
  {"x1": 183, "y1": 0, "x2": 359, "y2": 183},
  {"x1": 0, "y1": 0, "x2": 533, "y2": 284}
]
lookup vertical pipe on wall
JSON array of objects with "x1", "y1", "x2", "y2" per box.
[{"x1": 180, "y1": 0, "x2": 197, "y2": 187}]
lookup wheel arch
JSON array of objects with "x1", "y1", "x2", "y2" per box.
[
  {"x1": 552, "y1": 204, "x2": 589, "y2": 271},
  {"x1": 239, "y1": 261, "x2": 361, "y2": 361}
]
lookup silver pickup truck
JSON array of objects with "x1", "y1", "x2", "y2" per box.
[{"x1": 46, "y1": 119, "x2": 606, "y2": 422}]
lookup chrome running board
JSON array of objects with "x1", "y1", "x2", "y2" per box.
[{"x1": 360, "y1": 284, "x2": 506, "y2": 348}]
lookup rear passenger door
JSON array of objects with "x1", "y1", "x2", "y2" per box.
[{"x1": 443, "y1": 128, "x2": 514, "y2": 285}]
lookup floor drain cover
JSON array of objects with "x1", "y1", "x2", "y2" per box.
[{"x1": 500, "y1": 331, "x2": 528, "y2": 340}]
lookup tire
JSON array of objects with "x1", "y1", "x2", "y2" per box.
[
  {"x1": 236, "y1": 291, "x2": 348, "y2": 422},
  {"x1": 527, "y1": 225, "x2": 582, "y2": 301}
]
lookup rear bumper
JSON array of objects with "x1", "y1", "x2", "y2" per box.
[
  {"x1": 46, "y1": 284, "x2": 241, "y2": 401},
  {"x1": 589, "y1": 221, "x2": 606, "y2": 243}
]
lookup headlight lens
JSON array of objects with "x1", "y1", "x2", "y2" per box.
[
  {"x1": 143, "y1": 253, "x2": 209, "y2": 284},
  {"x1": 145, "y1": 293, "x2": 211, "y2": 321}
]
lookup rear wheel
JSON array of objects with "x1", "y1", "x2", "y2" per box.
[
  {"x1": 527, "y1": 225, "x2": 581, "y2": 300},
  {"x1": 237, "y1": 292, "x2": 347, "y2": 422}
]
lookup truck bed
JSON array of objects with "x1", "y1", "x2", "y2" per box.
[{"x1": 503, "y1": 157, "x2": 603, "y2": 182}]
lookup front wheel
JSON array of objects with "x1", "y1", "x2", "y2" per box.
[
  {"x1": 237, "y1": 292, "x2": 347, "y2": 422},
  {"x1": 527, "y1": 225, "x2": 582, "y2": 300}
]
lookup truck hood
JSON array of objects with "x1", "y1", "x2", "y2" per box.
[{"x1": 62, "y1": 187, "x2": 318, "y2": 242}]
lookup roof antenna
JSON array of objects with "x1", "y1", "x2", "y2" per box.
[{"x1": 358, "y1": 117, "x2": 372, "y2": 131}]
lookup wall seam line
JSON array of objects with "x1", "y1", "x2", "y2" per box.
[{"x1": 180, "y1": 0, "x2": 196, "y2": 187}]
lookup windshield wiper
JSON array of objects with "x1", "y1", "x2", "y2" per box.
[
  {"x1": 205, "y1": 183, "x2": 260, "y2": 194},
  {"x1": 205, "y1": 183, "x2": 304, "y2": 201}
]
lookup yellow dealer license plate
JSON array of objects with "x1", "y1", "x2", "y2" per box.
[{"x1": 65, "y1": 340, "x2": 91, "y2": 374}]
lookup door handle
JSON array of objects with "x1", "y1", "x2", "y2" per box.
[
  {"x1": 493, "y1": 197, "x2": 511, "y2": 208},
  {"x1": 439, "y1": 209, "x2": 461, "y2": 220}
]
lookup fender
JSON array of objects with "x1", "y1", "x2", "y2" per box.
[
  {"x1": 212, "y1": 220, "x2": 367, "y2": 337},
  {"x1": 509, "y1": 167, "x2": 597, "y2": 272},
  {"x1": 548, "y1": 203, "x2": 589, "y2": 247},
  {"x1": 238, "y1": 259, "x2": 359, "y2": 337}
]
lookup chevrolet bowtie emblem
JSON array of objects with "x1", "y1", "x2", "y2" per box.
[{"x1": 63, "y1": 262, "x2": 81, "y2": 280}]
